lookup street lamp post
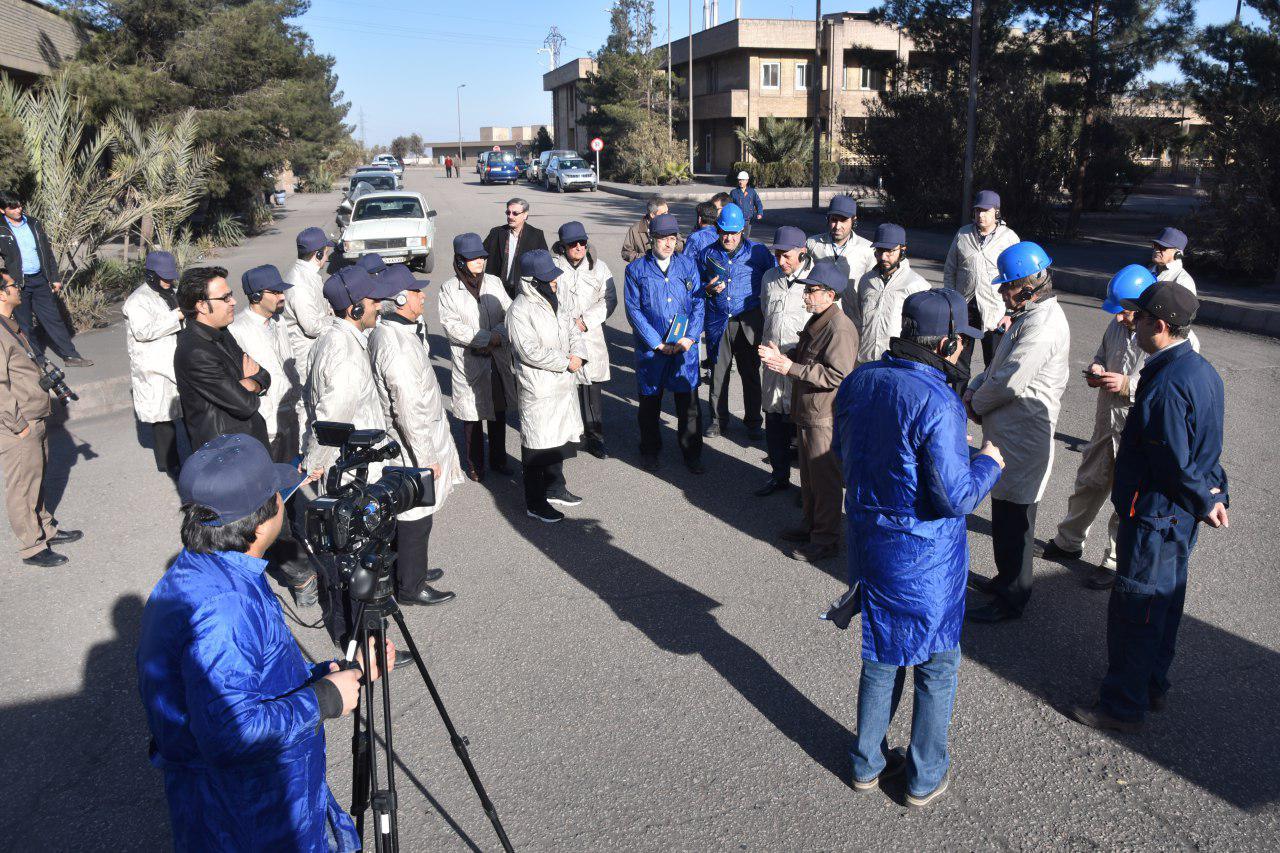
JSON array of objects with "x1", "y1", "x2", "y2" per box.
[
  {"x1": 960, "y1": 0, "x2": 980, "y2": 222},
  {"x1": 688, "y1": 0, "x2": 694, "y2": 175},
  {"x1": 456, "y1": 83, "x2": 467, "y2": 166}
]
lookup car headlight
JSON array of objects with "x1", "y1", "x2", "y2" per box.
[
  {"x1": 343, "y1": 240, "x2": 364, "y2": 253},
  {"x1": 405, "y1": 236, "x2": 426, "y2": 248}
]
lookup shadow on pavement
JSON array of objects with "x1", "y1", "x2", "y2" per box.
[{"x1": 44, "y1": 404, "x2": 97, "y2": 514}]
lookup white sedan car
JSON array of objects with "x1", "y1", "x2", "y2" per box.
[{"x1": 339, "y1": 191, "x2": 437, "y2": 273}]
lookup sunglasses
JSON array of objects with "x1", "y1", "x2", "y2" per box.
[
  {"x1": 565, "y1": 239, "x2": 588, "y2": 248},
  {"x1": 505, "y1": 210, "x2": 524, "y2": 217}
]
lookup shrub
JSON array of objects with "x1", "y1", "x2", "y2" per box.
[
  {"x1": 612, "y1": 118, "x2": 692, "y2": 185},
  {"x1": 728, "y1": 161, "x2": 839, "y2": 188}
]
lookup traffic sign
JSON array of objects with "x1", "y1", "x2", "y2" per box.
[{"x1": 590, "y1": 137, "x2": 604, "y2": 152}]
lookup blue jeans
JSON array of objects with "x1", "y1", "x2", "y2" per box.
[{"x1": 851, "y1": 647, "x2": 961, "y2": 797}]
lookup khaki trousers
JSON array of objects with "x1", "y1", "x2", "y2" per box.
[
  {"x1": 799, "y1": 422, "x2": 843, "y2": 546},
  {"x1": 0, "y1": 418, "x2": 58, "y2": 558},
  {"x1": 1054, "y1": 427, "x2": 1120, "y2": 568}
]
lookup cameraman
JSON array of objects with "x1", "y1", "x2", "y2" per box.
[
  {"x1": 0, "y1": 256, "x2": 82, "y2": 566},
  {"x1": 137, "y1": 434, "x2": 391, "y2": 851},
  {"x1": 369, "y1": 265, "x2": 459, "y2": 606}
]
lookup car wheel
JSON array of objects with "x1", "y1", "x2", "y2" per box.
[{"x1": 421, "y1": 252, "x2": 434, "y2": 274}]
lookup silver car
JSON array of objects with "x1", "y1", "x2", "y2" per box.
[{"x1": 545, "y1": 155, "x2": 597, "y2": 193}]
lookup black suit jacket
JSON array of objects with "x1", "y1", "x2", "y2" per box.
[
  {"x1": 174, "y1": 320, "x2": 272, "y2": 450},
  {"x1": 482, "y1": 224, "x2": 548, "y2": 297},
  {"x1": 0, "y1": 215, "x2": 61, "y2": 288}
]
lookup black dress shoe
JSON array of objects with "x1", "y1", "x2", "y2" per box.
[
  {"x1": 685, "y1": 459, "x2": 706, "y2": 475},
  {"x1": 1084, "y1": 566, "x2": 1116, "y2": 590},
  {"x1": 791, "y1": 542, "x2": 838, "y2": 562},
  {"x1": 703, "y1": 422, "x2": 721, "y2": 438},
  {"x1": 423, "y1": 568, "x2": 444, "y2": 583},
  {"x1": 398, "y1": 585, "x2": 456, "y2": 606},
  {"x1": 745, "y1": 425, "x2": 765, "y2": 440},
  {"x1": 22, "y1": 548, "x2": 67, "y2": 567},
  {"x1": 1036, "y1": 540, "x2": 1083, "y2": 561},
  {"x1": 63, "y1": 356, "x2": 94, "y2": 367},
  {"x1": 754, "y1": 478, "x2": 792, "y2": 497},
  {"x1": 1068, "y1": 703, "x2": 1142, "y2": 734},
  {"x1": 967, "y1": 571, "x2": 996, "y2": 593},
  {"x1": 779, "y1": 527, "x2": 810, "y2": 543},
  {"x1": 49, "y1": 529, "x2": 83, "y2": 544},
  {"x1": 586, "y1": 443, "x2": 609, "y2": 459},
  {"x1": 966, "y1": 599, "x2": 1020, "y2": 623},
  {"x1": 393, "y1": 648, "x2": 418, "y2": 670}
]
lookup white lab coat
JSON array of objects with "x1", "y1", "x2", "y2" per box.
[
  {"x1": 121, "y1": 283, "x2": 183, "y2": 423},
  {"x1": 302, "y1": 317, "x2": 387, "y2": 477},
  {"x1": 760, "y1": 261, "x2": 812, "y2": 415},
  {"x1": 806, "y1": 232, "x2": 876, "y2": 321},
  {"x1": 229, "y1": 307, "x2": 301, "y2": 439},
  {"x1": 369, "y1": 316, "x2": 464, "y2": 521},
  {"x1": 1152, "y1": 258, "x2": 1197, "y2": 295},
  {"x1": 849, "y1": 259, "x2": 932, "y2": 365},
  {"x1": 281, "y1": 259, "x2": 333, "y2": 379},
  {"x1": 969, "y1": 295, "x2": 1071, "y2": 504},
  {"x1": 437, "y1": 273, "x2": 517, "y2": 423},
  {"x1": 552, "y1": 254, "x2": 616, "y2": 384},
  {"x1": 942, "y1": 223, "x2": 1021, "y2": 332},
  {"x1": 506, "y1": 279, "x2": 588, "y2": 451}
]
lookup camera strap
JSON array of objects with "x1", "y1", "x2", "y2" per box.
[{"x1": 0, "y1": 315, "x2": 49, "y2": 369}]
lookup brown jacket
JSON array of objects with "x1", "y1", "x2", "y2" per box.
[
  {"x1": 0, "y1": 315, "x2": 51, "y2": 435},
  {"x1": 621, "y1": 216, "x2": 684, "y2": 263},
  {"x1": 786, "y1": 303, "x2": 858, "y2": 426}
]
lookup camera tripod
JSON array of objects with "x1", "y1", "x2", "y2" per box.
[{"x1": 346, "y1": 592, "x2": 515, "y2": 853}]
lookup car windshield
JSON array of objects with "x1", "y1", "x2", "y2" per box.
[
  {"x1": 353, "y1": 197, "x2": 424, "y2": 220},
  {"x1": 351, "y1": 175, "x2": 396, "y2": 192},
  {"x1": 559, "y1": 158, "x2": 588, "y2": 170},
  {"x1": 489, "y1": 153, "x2": 514, "y2": 164}
]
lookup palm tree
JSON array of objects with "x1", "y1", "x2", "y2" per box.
[{"x1": 734, "y1": 116, "x2": 811, "y2": 163}]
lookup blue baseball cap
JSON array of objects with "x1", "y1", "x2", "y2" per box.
[
  {"x1": 902, "y1": 288, "x2": 983, "y2": 340},
  {"x1": 973, "y1": 190, "x2": 1001, "y2": 210},
  {"x1": 144, "y1": 251, "x2": 179, "y2": 281},
  {"x1": 178, "y1": 434, "x2": 304, "y2": 526},
  {"x1": 558, "y1": 221, "x2": 589, "y2": 245},
  {"x1": 797, "y1": 259, "x2": 846, "y2": 295},
  {"x1": 1153, "y1": 227, "x2": 1188, "y2": 251},
  {"x1": 381, "y1": 263, "x2": 424, "y2": 293},
  {"x1": 871, "y1": 223, "x2": 907, "y2": 249},
  {"x1": 356, "y1": 254, "x2": 388, "y2": 276},
  {"x1": 241, "y1": 264, "x2": 291, "y2": 297},
  {"x1": 296, "y1": 226, "x2": 335, "y2": 254},
  {"x1": 520, "y1": 249, "x2": 562, "y2": 283},
  {"x1": 322, "y1": 266, "x2": 400, "y2": 313},
  {"x1": 648, "y1": 212, "x2": 679, "y2": 237},
  {"x1": 453, "y1": 232, "x2": 488, "y2": 260},
  {"x1": 770, "y1": 226, "x2": 807, "y2": 252},
  {"x1": 827, "y1": 196, "x2": 858, "y2": 219}
]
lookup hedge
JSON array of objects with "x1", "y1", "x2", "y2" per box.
[{"x1": 728, "y1": 160, "x2": 841, "y2": 188}]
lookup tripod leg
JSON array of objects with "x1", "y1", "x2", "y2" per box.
[
  {"x1": 348, "y1": 602, "x2": 370, "y2": 837},
  {"x1": 376, "y1": 626, "x2": 400, "y2": 851},
  {"x1": 390, "y1": 606, "x2": 516, "y2": 853}
]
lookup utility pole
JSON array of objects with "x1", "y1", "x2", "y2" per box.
[
  {"x1": 688, "y1": 0, "x2": 695, "y2": 174},
  {"x1": 810, "y1": 2, "x2": 822, "y2": 209},
  {"x1": 668, "y1": 0, "x2": 673, "y2": 142},
  {"x1": 960, "y1": 0, "x2": 981, "y2": 223},
  {"x1": 456, "y1": 84, "x2": 466, "y2": 165},
  {"x1": 543, "y1": 26, "x2": 566, "y2": 69},
  {"x1": 358, "y1": 107, "x2": 366, "y2": 148}
]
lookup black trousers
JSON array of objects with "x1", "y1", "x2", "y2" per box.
[
  {"x1": 990, "y1": 498, "x2": 1038, "y2": 613},
  {"x1": 707, "y1": 308, "x2": 763, "y2": 428},
  {"x1": 150, "y1": 420, "x2": 181, "y2": 474},
  {"x1": 764, "y1": 412, "x2": 795, "y2": 483},
  {"x1": 638, "y1": 390, "x2": 702, "y2": 462},
  {"x1": 15, "y1": 272, "x2": 81, "y2": 360},
  {"x1": 523, "y1": 459, "x2": 565, "y2": 509},
  {"x1": 463, "y1": 415, "x2": 507, "y2": 474},
  {"x1": 579, "y1": 383, "x2": 604, "y2": 445},
  {"x1": 955, "y1": 302, "x2": 995, "y2": 390},
  {"x1": 395, "y1": 514, "x2": 435, "y2": 596},
  {"x1": 271, "y1": 409, "x2": 301, "y2": 463}
]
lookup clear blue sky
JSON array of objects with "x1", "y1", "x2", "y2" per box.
[{"x1": 297, "y1": 0, "x2": 1263, "y2": 147}]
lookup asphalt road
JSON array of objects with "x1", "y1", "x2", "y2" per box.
[{"x1": 2, "y1": 167, "x2": 1278, "y2": 851}]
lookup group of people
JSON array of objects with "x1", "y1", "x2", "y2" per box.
[{"x1": 70, "y1": 174, "x2": 1225, "y2": 846}]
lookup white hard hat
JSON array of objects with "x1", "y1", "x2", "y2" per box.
[{"x1": 737, "y1": 171, "x2": 750, "y2": 180}]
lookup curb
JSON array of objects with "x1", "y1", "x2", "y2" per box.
[
  {"x1": 64, "y1": 375, "x2": 133, "y2": 423},
  {"x1": 597, "y1": 183, "x2": 876, "y2": 205}
]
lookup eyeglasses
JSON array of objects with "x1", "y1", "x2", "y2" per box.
[
  {"x1": 203, "y1": 293, "x2": 235, "y2": 304},
  {"x1": 505, "y1": 210, "x2": 524, "y2": 217}
]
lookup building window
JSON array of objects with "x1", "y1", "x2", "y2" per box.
[
  {"x1": 795, "y1": 61, "x2": 809, "y2": 90},
  {"x1": 860, "y1": 67, "x2": 885, "y2": 91},
  {"x1": 761, "y1": 61, "x2": 780, "y2": 90}
]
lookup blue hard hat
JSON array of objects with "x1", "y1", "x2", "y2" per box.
[
  {"x1": 520, "y1": 249, "x2": 562, "y2": 283},
  {"x1": 716, "y1": 202, "x2": 745, "y2": 233},
  {"x1": 241, "y1": 264, "x2": 291, "y2": 297},
  {"x1": 648, "y1": 212, "x2": 680, "y2": 237},
  {"x1": 178, "y1": 434, "x2": 304, "y2": 526},
  {"x1": 453, "y1": 232, "x2": 488, "y2": 260},
  {"x1": 144, "y1": 251, "x2": 179, "y2": 281},
  {"x1": 871, "y1": 223, "x2": 907, "y2": 249},
  {"x1": 993, "y1": 241, "x2": 1052, "y2": 285},
  {"x1": 1102, "y1": 264, "x2": 1156, "y2": 313},
  {"x1": 558, "y1": 220, "x2": 589, "y2": 245}
]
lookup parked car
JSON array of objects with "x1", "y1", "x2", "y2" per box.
[
  {"x1": 545, "y1": 154, "x2": 597, "y2": 193},
  {"x1": 337, "y1": 172, "x2": 401, "y2": 227},
  {"x1": 513, "y1": 157, "x2": 530, "y2": 180},
  {"x1": 480, "y1": 151, "x2": 519, "y2": 185},
  {"x1": 338, "y1": 191, "x2": 437, "y2": 273},
  {"x1": 537, "y1": 150, "x2": 578, "y2": 188},
  {"x1": 372, "y1": 154, "x2": 404, "y2": 177}
]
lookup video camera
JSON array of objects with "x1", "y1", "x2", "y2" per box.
[{"x1": 303, "y1": 421, "x2": 434, "y2": 602}]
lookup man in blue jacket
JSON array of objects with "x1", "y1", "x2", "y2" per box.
[
  {"x1": 1071, "y1": 281, "x2": 1229, "y2": 733},
  {"x1": 624, "y1": 213, "x2": 706, "y2": 474},
  {"x1": 138, "y1": 434, "x2": 393, "y2": 851},
  {"x1": 835, "y1": 288, "x2": 1004, "y2": 807},
  {"x1": 698, "y1": 202, "x2": 775, "y2": 438},
  {"x1": 729, "y1": 171, "x2": 764, "y2": 239},
  {"x1": 682, "y1": 201, "x2": 720, "y2": 261}
]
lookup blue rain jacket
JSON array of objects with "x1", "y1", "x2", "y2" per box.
[
  {"x1": 682, "y1": 224, "x2": 718, "y2": 260},
  {"x1": 697, "y1": 238, "x2": 775, "y2": 359},
  {"x1": 729, "y1": 185, "x2": 765, "y2": 221},
  {"x1": 137, "y1": 549, "x2": 358, "y2": 852},
  {"x1": 624, "y1": 251, "x2": 706, "y2": 396},
  {"x1": 835, "y1": 354, "x2": 1002, "y2": 666}
]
